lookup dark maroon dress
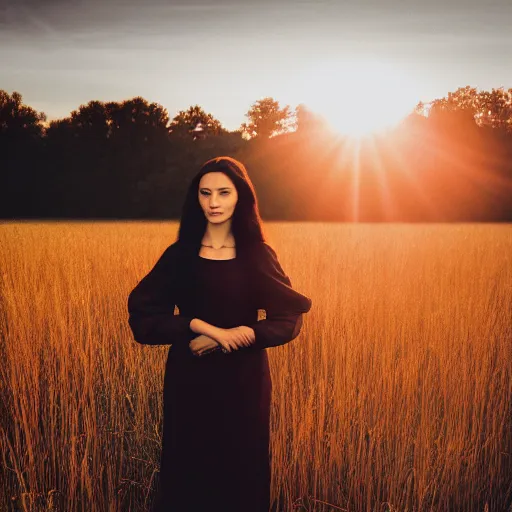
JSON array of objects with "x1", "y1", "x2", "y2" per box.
[{"x1": 127, "y1": 240, "x2": 312, "y2": 512}]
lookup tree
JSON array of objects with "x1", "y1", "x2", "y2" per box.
[
  {"x1": 240, "y1": 97, "x2": 294, "y2": 139},
  {"x1": 429, "y1": 86, "x2": 479, "y2": 114},
  {"x1": 413, "y1": 101, "x2": 428, "y2": 116},
  {"x1": 417, "y1": 85, "x2": 512, "y2": 133},
  {"x1": 168, "y1": 105, "x2": 226, "y2": 140},
  {"x1": 67, "y1": 100, "x2": 110, "y2": 152},
  {"x1": 106, "y1": 97, "x2": 171, "y2": 142},
  {"x1": 0, "y1": 90, "x2": 46, "y2": 139},
  {"x1": 41, "y1": 96, "x2": 174, "y2": 216},
  {"x1": 426, "y1": 86, "x2": 480, "y2": 133},
  {"x1": 0, "y1": 90, "x2": 47, "y2": 216},
  {"x1": 476, "y1": 87, "x2": 512, "y2": 131}
]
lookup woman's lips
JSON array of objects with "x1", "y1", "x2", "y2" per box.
[{"x1": 209, "y1": 212, "x2": 223, "y2": 215}]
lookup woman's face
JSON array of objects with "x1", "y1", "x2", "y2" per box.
[{"x1": 198, "y1": 172, "x2": 239, "y2": 223}]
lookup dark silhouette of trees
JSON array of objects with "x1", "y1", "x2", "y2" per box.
[
  {"x1": 0, "y1": 90, "x2": 46, "y2": 139},
  {"x1": 169, "y1": 105, "x2": 226, "y2": 140},
  {"x1": 40, "y1": 97, "x2": 175, "y2": 216},
  {"x1": 1, "y1": 86, "x2": 512, "y2": 221},
  {"x1": 0, "y1": 91, "x2": 47, "y2": 217}
]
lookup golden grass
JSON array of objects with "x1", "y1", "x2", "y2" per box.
[{"x1": 0, "y1": 221, "x2": 511, "y2": 512}]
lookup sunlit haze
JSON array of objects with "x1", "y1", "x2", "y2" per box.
[
  {"x1": 1, "y1": 0, "x2": 511, "y2": 135},
  {"x1": 289, "y1": 57, "x2": 422, "y2": 136}
]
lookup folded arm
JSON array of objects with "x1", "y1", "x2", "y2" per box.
[
  {"x1": 246, "y1": 243, "x2": 311, "y2": 350},
  {"x1": 127, "y1": 244, "x2": 212, "y2": 347}
]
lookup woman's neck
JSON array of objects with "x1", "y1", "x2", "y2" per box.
[{"x1": 203, "y1": 219, "x2": 234, "y2": 248}]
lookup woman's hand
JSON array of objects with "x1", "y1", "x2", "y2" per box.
[
  {"x1": 211, "y1": 326, "x2": 255, "y2": 354},
  {"x1": 189, "y1": 335, "x2": 221, "y2": 357}
]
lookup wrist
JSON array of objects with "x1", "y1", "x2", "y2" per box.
[
  {"x1": 206, "y1": 325, "x2": 222, "y2": 340},
  {"x1": 190, "y1": 318, "x2": 221, "y2": 339}
]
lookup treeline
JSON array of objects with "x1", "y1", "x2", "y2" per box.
[{"x1": 1, "y1": 86, "x2": 512, "y2": 221}]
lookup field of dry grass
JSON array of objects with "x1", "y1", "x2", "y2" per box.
[{"x1": 0, "y1": 221, "x2": 511, "y2": 512}]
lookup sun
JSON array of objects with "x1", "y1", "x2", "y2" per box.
[{"x1": 293, "y1": 57, "x2": 421, "y2": 137}]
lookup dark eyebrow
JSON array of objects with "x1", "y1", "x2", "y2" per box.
[{"x1": 200, "y1": 187, "x2": 232, "y2": 191}]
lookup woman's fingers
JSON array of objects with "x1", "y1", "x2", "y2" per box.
[
  {"x1": 235, "y1": 330, "x2": 251, "y2": 347},
  {"x1": 213, "y1": 328, "x2": 250, "y2": 354},
  {"x1": 223, "y1": 340, "x2": 239, "y2": 353}
]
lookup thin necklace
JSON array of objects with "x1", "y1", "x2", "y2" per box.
[{"x1": 201, "y1": 243, "x2": 236, "y2": 249}]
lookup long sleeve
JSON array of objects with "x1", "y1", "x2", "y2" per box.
[
  {"x1": 127, "y1": 243, "x2": 196, "y2": 347},
  {"x1": 249, "y1": 243, "x2": 312, "y2": 350}
]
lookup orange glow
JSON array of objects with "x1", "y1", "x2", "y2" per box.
[{"x1": 293, "y1": 57, "x2": 421, "y2": 137}]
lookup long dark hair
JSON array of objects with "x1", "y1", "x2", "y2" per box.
[{"x1": 175, "y1": 156, "x2": 268, "y2": 258}]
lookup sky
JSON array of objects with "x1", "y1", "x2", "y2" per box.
[{"x1": 1, "y1": 0, "x2": 511, "y2": 132}]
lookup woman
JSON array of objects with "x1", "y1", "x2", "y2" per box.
[{"x1": 127, "y1": 156, "x2": 312, "y2": 511}]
